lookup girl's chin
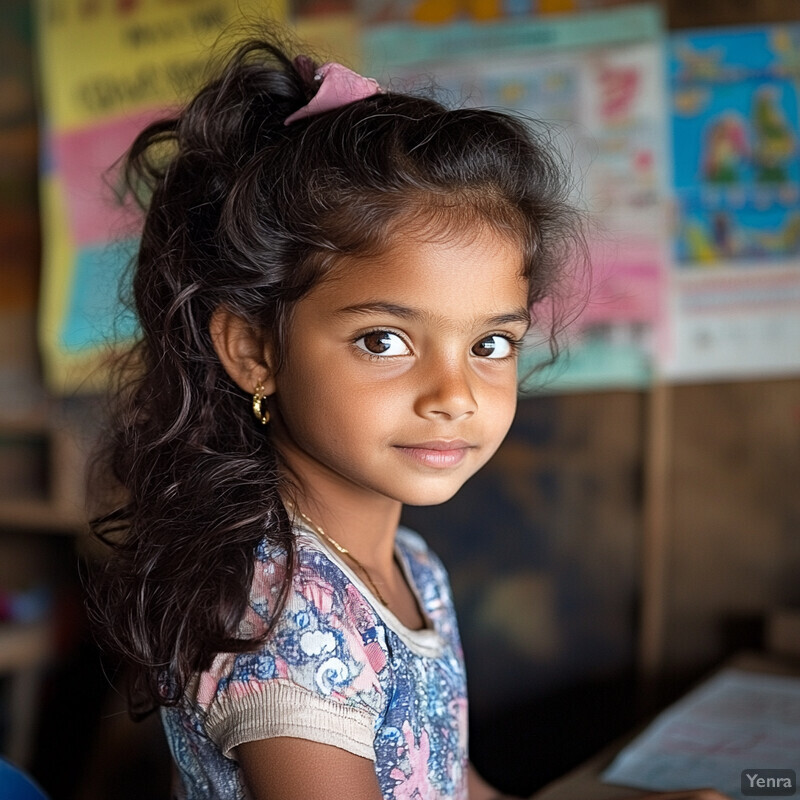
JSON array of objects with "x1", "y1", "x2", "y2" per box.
[{"x1": 396, "y1": 481, "x2": 473, "y2": 508}]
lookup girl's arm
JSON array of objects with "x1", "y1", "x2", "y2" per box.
[
  {"x1": 236, "y1": 737, "x2": 383, "y2": 800},
  {"x1": 239, "y1": 743, "x2": 733, "y2": 800},
  {"x1": 239, "y1": 744, "x2": 514, "y2": 800}
]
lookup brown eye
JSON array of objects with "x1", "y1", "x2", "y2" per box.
[
  {"x1": 472, "y1": 336, "x2": 513, "y2": 359},
  {"x1": 355, "y1": 331, "x2": 410, "y2": 356}
]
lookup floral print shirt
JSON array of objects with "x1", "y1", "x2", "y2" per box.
[{"x1": 161, "y1": 524, "x2": 469, "y2": 800}]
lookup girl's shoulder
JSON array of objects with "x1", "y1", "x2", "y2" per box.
[
  {"x1": 395, "y1": 525, "x2": 446, "y2": 564},
  {"x1": 247, "y1": 524, "x2": 455, "y2": 641},
  {"x1": 394, "y1": 526, "x2": 455, "y2": 622},
  {"x1": 394, "y1": 525, "x2": 429, "y2": 557},
  {"x1": 394, "y1": 526, "x2": 451, "y2": 588},
  {"x1": 291, "y1": 524, "x2": 451, "y2": 601},
  {"x1": 249, "y1": 526, "x2": 387, "y2": 634},
  {"x1": 253, "y1": 522, "x2": 437, "y2": 563}
]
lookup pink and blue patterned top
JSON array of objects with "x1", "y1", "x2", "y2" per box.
[{"x1": 161, "y1": 524, "x2": 469, "y2": 800}]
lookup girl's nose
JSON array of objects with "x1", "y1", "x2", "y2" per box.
[{"x1": 414, "y1": 356, "x2": 478, "y2": 420}]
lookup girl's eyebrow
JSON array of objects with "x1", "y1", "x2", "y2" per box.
[
  {"x1": 335, "y1": 301, "x2": 531, "y2": 328},
  {"x1": 336, "y1": 302, "x2": 422, "y2": 320}
]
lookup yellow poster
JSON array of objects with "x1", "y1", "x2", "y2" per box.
[
  {"x1": 294, "y1": 13, "x2": 361, "y2": 68},
  {"x1": 37, "y1": 0, "x2": 287, "y2": 393}
]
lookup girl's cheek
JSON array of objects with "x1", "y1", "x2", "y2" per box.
[{"x1": 477, "y1": 363, "x2": 522, "y2": 396}]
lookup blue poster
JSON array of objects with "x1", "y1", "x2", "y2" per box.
[{"x1": 670, "y1": 25, "x2": 800, "y2": 266}]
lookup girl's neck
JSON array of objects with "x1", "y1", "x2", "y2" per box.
[
  {"x1": 276, "y1": 440, "x2": 424, "y2": 626},
  {"x1": 274, "y1": 420, "x2": 402, "y2": 574},
  {"x1": 294, "y1": 492, "x2": 401, "y2": 570},
  {"x1": 287, "y1": 495, "x2": 426, "y2": 627},
  {"x1": 278, "y1": 449, "x2": 402, "y2": 573}
]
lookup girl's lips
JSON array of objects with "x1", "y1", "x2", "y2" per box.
[{"x1": 394, "y1": 440, "x2": 473, "y2": 468}]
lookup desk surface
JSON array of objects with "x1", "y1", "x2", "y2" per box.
[
  {"x1": 531, "y1": 744, "x2": 641, "y2": 800},
  {"x1": 529, "y1": 652, "x2": 800, "y2": 800}
]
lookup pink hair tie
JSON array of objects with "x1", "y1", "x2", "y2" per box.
[{"x1": 284, "y1": 62, "x2": 382, "y2": 125}]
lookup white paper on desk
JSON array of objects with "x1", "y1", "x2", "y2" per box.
[{"x1": 602, "y1": 669, "x2": 800, "y2": 799}]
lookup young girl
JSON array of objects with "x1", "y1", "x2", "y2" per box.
[{"x1": 90, "y1": 35, "x2": 729, "y2": 800}]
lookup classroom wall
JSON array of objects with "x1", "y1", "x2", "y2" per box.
[{"x1": 666, "y1": 380, "x2": 800, "y2": 676}]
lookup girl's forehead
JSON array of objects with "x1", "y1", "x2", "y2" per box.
[
  {"x1": 331, "y1": 219, "x2": 526, "y2": 278},
  {"x1": 305, "y1": 227, "x2": 530, "y2": 319}
]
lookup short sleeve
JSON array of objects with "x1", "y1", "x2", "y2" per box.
[{"x1": 197, "y1": 542, "x2": 388, "y2": 761}]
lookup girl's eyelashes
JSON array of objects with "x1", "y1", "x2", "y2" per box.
[
  {"x1": 352, "y1": 330, "x2": 523, "y2": 360},
  {"x1": 353, "y1": 329, "x2": 522, "y2": 361},
  {"x1": 353, "y1": 330, "x2": 412, "y2": 358},
  {"x1": 471, "y1": 334, "x2": 523, "y2": 359}
]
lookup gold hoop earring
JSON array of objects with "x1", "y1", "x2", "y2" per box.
[{"x1": 252, "y1": 383, "x2": 270, "y2": 425}]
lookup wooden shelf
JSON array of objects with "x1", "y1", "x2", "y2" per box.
[
  {"x1": 0, "y1": 411, "x2": 90, "y2": 535},
  {"x1": 0, "y1": 620, "x2": 55, "y2": 767},
  {"x1": 0, "y1": 499, "x2": 87, "y2": 533},
  {"x1": 0, "y1": 619, "x2": 53, "y2": 672}
]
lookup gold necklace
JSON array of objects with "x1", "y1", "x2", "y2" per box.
[{"x1": 287, "y1": 504, "x2": 389, "y2": 607}]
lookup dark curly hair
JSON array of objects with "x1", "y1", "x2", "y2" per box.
[{"x1": 87, "y1": 34, "x2": 584, "y2": 717}]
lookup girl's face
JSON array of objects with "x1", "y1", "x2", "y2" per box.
[{"x1": 268, "y1": 224, "x2": 530, "y2": 511}]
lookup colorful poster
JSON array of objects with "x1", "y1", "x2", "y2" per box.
[
  {"x1": 365, "y1": 5, "x2": 669, "y2": 391},
  {"x1": 358, "y1": 0, "x2": 643, "y2": 26},
  {"x1": 294, "y1": 0, "x2": 355, "y2": 15},
  {"x1": 364, "y1": 3, "x2": 660, "y2": 71},
  {"x1": 664, "y1": 24, "x2": 800, "y2": 379},
  {"x1": 359, "y1": 0, "x2": 552, "y2": 24},
  {"x1": 36, "y1": 0, "x2": 287, "y2": 393},
  {"x1": 293, "y1": 7, "x2": 361, "y2": 68},
  {"x1": 0, "y1": 0, "x2": 42, "y2": 416}
]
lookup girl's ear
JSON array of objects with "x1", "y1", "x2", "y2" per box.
[{"x1": 209, "y1": 306, "x2": 276, "y2": 395}]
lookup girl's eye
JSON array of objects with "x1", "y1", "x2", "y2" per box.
[
  {"x1": 355, "y1": 331, "x2": 410, "y2": 357},
  {"x1": 472, "y1": 335, "x2": 515, "y2": 359}
]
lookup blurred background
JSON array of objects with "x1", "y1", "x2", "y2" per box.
[{"x1": 1, "y1": 0, "x2": 800, "y2": 798}]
